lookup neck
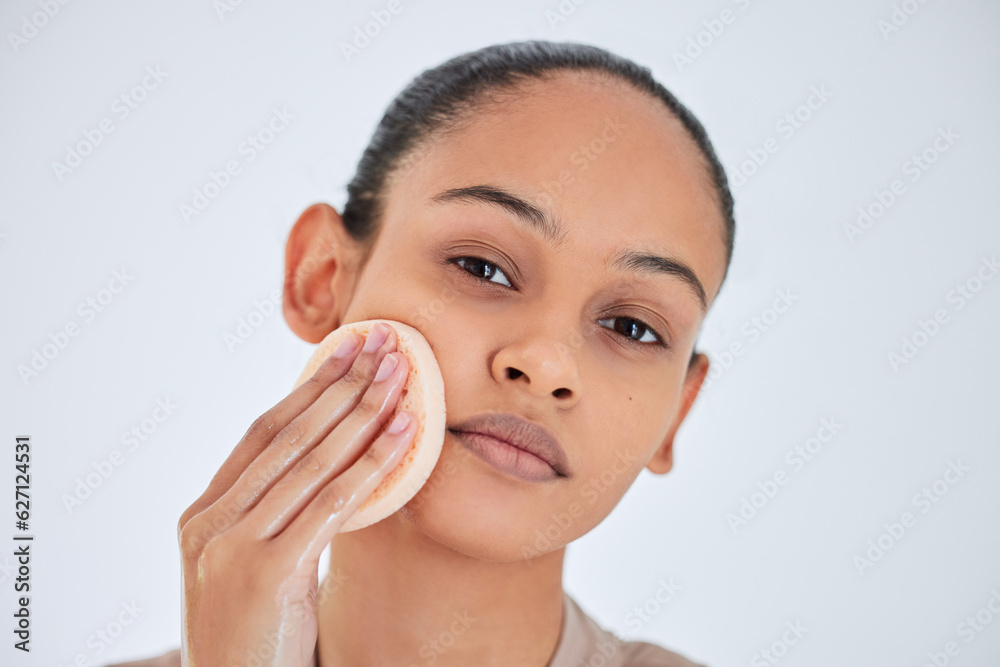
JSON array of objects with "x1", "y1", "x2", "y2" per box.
[{"x1": 315, "y1": 513, "x2": 566, "y2": 667}]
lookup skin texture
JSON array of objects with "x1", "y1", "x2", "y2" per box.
[
  {"x1": 177, "y1": 323, "x2": 419, "y2": 666},
  {"x1": 177, "y1": 70, "x2": 728, "y2": 666},
  {"x1": 280, "y1": 72, "x2": 729, "y2": 666}
]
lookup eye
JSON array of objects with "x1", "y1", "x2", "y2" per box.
[
  {"x1": 597, "y1": 316, "x2": 666, "y2": 348},
  {"x1": 450, "y1": 255, "x2": 513, "y2": 289}
]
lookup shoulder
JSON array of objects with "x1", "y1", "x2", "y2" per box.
[
  {"x1": 615, "y1": 638, "x2": 708, "y2": 667},
  {"x1": 551, "y1": 592, "x2": 708, "y2": 667},
  {"x1": 104, "y1": 647, "x2": 181, "y2": 667}
]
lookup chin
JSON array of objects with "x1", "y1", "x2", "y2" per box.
[{"x1": 394, "y1": 436, "x2": 585, "y2": 563}]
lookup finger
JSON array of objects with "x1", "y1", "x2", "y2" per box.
[
  {"x1": 201, "y1": 329, "x2": 404, "y2": 538},
  {"x1": 177, "y1": 332, "x2": 366, "y2": 532},
  {"x1": 280, "y1": 409, "x2": 416, "y2": 562},
  {"x1": 180, "y1": 323, "x2": 394, "y2": 534},
  {"x1": 243, "y1": 350, "x2": 410, "y2": 540}
]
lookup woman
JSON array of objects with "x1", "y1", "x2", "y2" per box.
[{"x1": 113, "y1": 40, "x2": 734, "y2": 667}]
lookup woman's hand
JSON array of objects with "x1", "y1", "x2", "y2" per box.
[{"x1": 176, "y1": 322, "x2": 414, "y2": 667}]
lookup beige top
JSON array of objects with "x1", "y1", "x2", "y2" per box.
[{"x1": 107, "y1": 591, "x2": 705, "y2": 667}]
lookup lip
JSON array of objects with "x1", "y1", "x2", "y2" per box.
[{"x1": 448, "y1": 412, "x2": 570, "y2": 482}]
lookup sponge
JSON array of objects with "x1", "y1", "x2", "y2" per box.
[{"x1": 293, "y1": 319, "x2": 446, "y2": 532}]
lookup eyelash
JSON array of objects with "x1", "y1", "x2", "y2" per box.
[{"x1": 448, "y1": 255, "x2": 668, "y2": 349}]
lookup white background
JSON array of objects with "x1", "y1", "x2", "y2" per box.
[{"x1": 2, "y1": 0, "x2": 999, "y2": 665}]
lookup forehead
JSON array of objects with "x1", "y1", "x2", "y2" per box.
[{"x1": 384, "y1": 71, "x2": 728, "y2": 304}]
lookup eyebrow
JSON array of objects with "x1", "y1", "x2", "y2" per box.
[{"x1": 430, "y1": 184, "x2": 707, "y2": 311}]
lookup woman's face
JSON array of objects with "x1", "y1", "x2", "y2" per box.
[{"x1": 297, "y1": 72, "x2": 728, "y2": 561}]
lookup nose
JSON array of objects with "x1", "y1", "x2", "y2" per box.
[{"x1": 491, "y1": 327, "x2": 582, "y2": 405}]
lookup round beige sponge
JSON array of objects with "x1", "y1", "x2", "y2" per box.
[{"x1": 292, "y1": 319, "x2": 446, "y2": 532}]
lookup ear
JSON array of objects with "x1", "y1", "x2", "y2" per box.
[
  {"x1": 645, "y1": 353, "x2": 710, "y2": 475},
  {"x1": 282, "y1": 203, "x2": 363, "y2": 344}
]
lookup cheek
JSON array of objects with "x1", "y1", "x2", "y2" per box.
[
  {"x1": 561, "y1": 394, "x2": 669, "y2": 522},
  {"x1": 406, "y1": 295, "x2": 497, "y2": 413},
  {"x1": 571, "y1": 448, "x2": 645, "y2": 521},
  {"x1": 582, "y1": 379, "x2": 682, "y2": 461},
  {"x1": 405, "y1": 281, "x2": 461, "y2": 332}
]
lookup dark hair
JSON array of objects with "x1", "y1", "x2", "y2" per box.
[
  {"x1": 342, "y1": 39, "x2": 735, "y2": 286},
  {"x1": 343, "y1": 40, "x2": 736, "y2": 366}
]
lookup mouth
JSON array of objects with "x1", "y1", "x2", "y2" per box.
[{"x1": 447, "y1": 412, "x2": 570, "y2": 483}]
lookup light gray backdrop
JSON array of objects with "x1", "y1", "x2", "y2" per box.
[{"x1": 2, "y1": 0, "x2": 998, "y2": 665}]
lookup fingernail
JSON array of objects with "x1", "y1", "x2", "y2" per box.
[
  {"x1": 363, "y1": 323, "x2": 390, "y2": 352},
  {"x1": 387, "y1": 411, "x2": 411, "y2": 434},
  {"x1": 332, "y1": 333, "x2": 360, "y2": 358},
  {"x1": 374, "y1": 353, "x2": 399, "y2": 381}
]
